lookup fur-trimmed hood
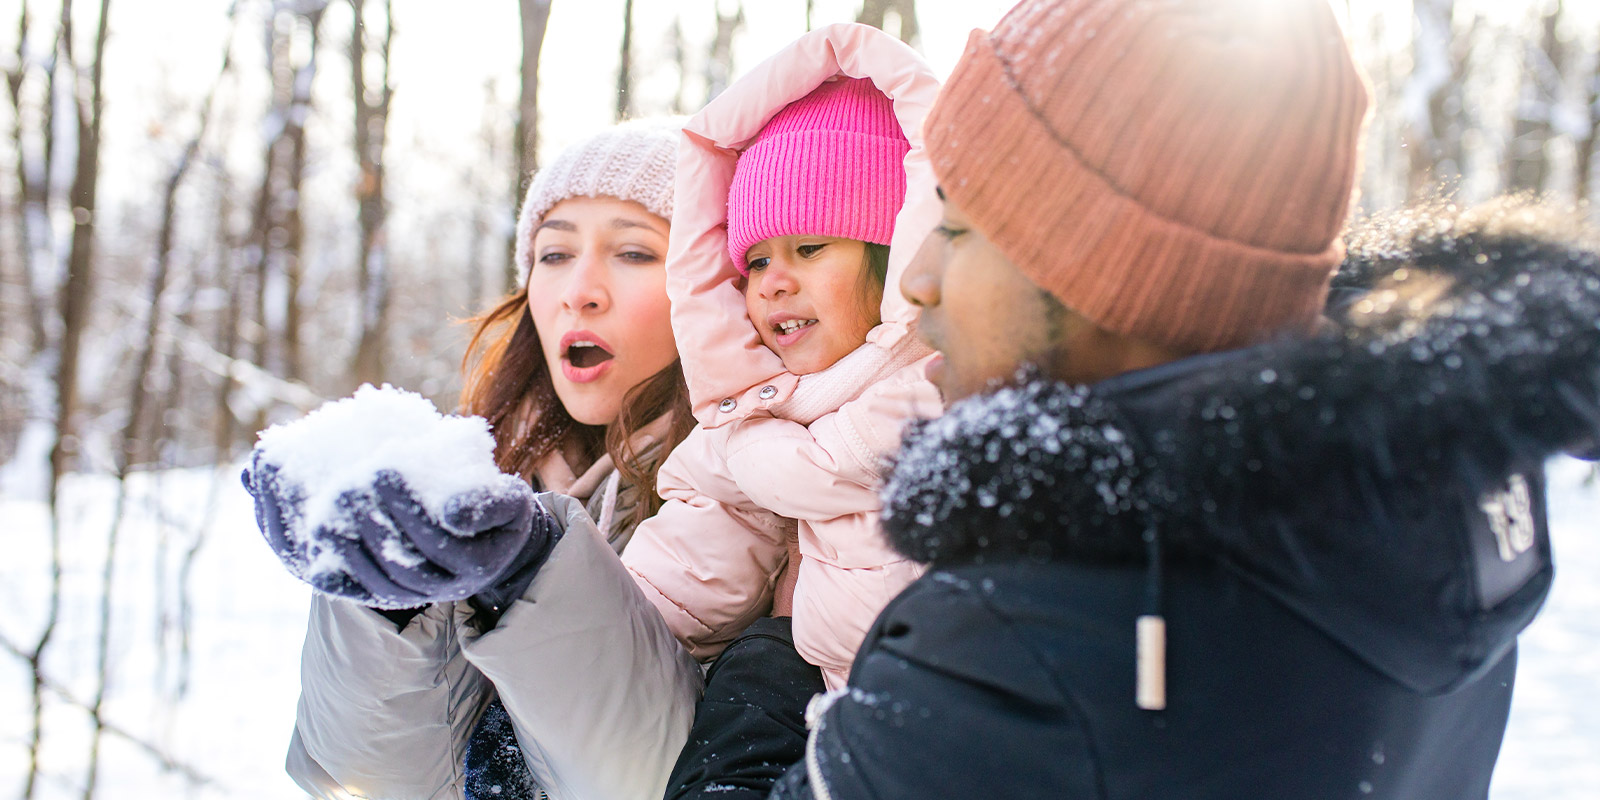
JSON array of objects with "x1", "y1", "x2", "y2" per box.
[{"x1": 882, "y1": 201, "x2": 1600, "y2": 693}]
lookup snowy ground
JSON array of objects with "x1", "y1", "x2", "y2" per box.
[{"x1": 0, "y1": 457, "x2": 1596, "y2": 799}]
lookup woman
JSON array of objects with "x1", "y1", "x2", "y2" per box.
[{"x1": 257, "y1": 119, "x2": 705, "y2": 800}]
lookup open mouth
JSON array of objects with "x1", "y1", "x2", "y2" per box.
[
  {"x1": 774, "y1": 319, "x2": 818, "y2": 336},
  {"x1": 565, "y1": 340, "x2": 615, "y2": 369}
]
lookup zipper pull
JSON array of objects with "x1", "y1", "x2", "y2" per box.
[{"x1": 1137, "y1": 614, "x2": 1167, "y2": 710}]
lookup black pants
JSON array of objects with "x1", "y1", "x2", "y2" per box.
[{"x1": 665, "y1": 616, "x2": 825, "y2": 800}]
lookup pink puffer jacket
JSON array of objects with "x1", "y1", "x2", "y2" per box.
[{"x1": 619, "y1": 23, "x2": 944, "y2": 689}]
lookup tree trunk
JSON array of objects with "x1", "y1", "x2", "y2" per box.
[
  {"x1": 1575, "y1": 30, "x2": 1599, "y2": 204},
  {"x1": 281, "y1": 4, "x2": 327, "y2": 382},
  {"x1": 616, "y1": 0, "x2": 634, "y2": 122},
  {"x1": 5, "y1": 9, "x2": 66, "y2": 797},
  {"x1": 857, "y1": 0, "x2": 918, "y2": 45},
  {"x1": 68, "y1": 0, "x2": 115, "y2": 794},
  {"x1": 507, "y1": 0, "x2": 553, "y2": 293},
  {"x1": 705, "y1": 1, "x2": 744, "y2": 102},
  {"x1": 670, "y1": 16, "x2": 687, "y2": 114},
  {"x1": 349, "y1": 0, "x2": 396, "y2": 388},
  {"x1": 51, "y1": 0, "x2": 112, "y2": 490},
  {"x1": 1505, "y1": 0, "x2": 1564, "y2": 194},
  {"x1": 1402, "y1": 0, "x2": 1472, "y2": 201},
  {"x1": 5, "y1": 0, "x2": 49, "y2": 355}
]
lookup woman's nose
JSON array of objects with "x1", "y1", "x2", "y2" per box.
[{"x1": 561, "y1": 253, "x2": 610, "y2": 313}]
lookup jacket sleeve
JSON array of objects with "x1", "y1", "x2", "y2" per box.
[
  {"x1": 288, "y1": 595, "x2": 489, "y2": 800},
  {"x1": 621, "y1": 426, "x2": 795, "y2": 660},
  {"x1": 725, "y1": 362, "x2": 941, "y2": 524},
  {"x1": 460, "y1": 493, "x2": 703, "y2": 800}
]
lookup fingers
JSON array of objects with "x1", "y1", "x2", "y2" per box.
[
  {"x1": 440, "y1": 475, "x2": 537, "y2": 535},
  {"x1": 246, "y1": 457, "x2": 543, "y2": 607},
  {"x1": 337, "y1": 485, "x2": 477, "y2": 602}
]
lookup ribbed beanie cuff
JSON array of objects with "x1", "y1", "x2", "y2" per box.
[
  {"x1": 727, "y1": 78, "x2": 910, "y2": 270},
  {"x1": 514, "y1": 118, "x2": 681, "y2": 286},
  {"x1": 925, "y1": 0, "x2": 1371, "y2": 353}
]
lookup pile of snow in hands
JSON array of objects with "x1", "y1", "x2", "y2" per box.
[{"x1": 252, "y1": 384, "x2": 505, "y2": 576}]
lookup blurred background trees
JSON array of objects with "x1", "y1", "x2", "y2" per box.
[{"x1": 0, "y1": 0, "x2": 1597, "y2": 500}]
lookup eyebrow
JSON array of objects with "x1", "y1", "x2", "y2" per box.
[
  {"x1": 610, "y1": 217, "x2": 666, "y2": 234},
  {"x1": 534, "y1": 217, "x2": 665, "y2": 235}
]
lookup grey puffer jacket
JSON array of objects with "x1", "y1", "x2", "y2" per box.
[{"x1": 287, "y1": 445, "x2": 702, "y2": 800}]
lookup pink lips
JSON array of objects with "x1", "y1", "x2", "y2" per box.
[
  {"x1": 558, "y1": 329, "x2": 615, "y2": 384},
  {"x1": 766, "y1": 312, "x2": 818, "y2": 349}
]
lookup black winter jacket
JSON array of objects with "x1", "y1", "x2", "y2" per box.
[{"x1": 773, "y1": 203, "x2": 1600, "y2": 799}]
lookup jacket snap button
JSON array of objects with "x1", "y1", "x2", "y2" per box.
[
  {"x1": 759, "y1": 385, "x2": 778, "y2": 400},
  {"x1": 719, "y1": 398, "x2": 737, "y2": 413}
]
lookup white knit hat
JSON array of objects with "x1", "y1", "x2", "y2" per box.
[{"x1": 514, "y1": 117, "x2": 682, "y2": 286}]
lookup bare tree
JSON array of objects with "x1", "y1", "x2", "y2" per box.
[
  {"x1": 5, "y1": 5, "x2": 71, "y2": 797},
  {"x1": 1576, "y1": 29, "x2": 1599, "y2": 203},
  {"x1": 59, "y1": 0, "x2": 116, "y2": 788},
  {"x1": 1506, "y1": 0, "x2": 1566, "y2": 194},
  {"x1": 706, "y1": 0, "x2": 744, "y2": 102},
  {"x1": 51, "y1": 0, "x2": 112, "y2": 490},
  {"x1": 281, "y1": 3, "x2": 328, "y2": 381},
  {"x1": 349, "y1": 0, "x2": 395, "y2": 388},
  {"x1": 5, "y1": 0, "x2": 49, "y2": 355},
  {"x1": 616, "y1": 0, "x2": 634, "y2": 122},
  {"x1": 1402, "y1": 0, "x2": 1475, "y2": 201},
  {"x1": 857, "y1": 0, "x2": 919, "y2": 46},
  {"x1": 507, "y1": 0, "x2": 553, "y2": 293},
  {"x1": 670, "y1": 16, "x2": 688, "y2": 115}
]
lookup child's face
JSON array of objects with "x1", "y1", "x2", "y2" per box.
[{"x1": 743, "y1": 235, "x2": 883, "y2": 375}]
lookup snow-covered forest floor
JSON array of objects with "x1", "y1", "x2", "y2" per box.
[{"x1": 1, "y1": 457, "x2": 1597, "y2": 799}]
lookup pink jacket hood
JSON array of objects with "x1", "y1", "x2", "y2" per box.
[{"x1": 669, "y1": 23, "x2": 943, "y2": 428}]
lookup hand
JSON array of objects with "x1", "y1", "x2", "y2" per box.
[{"x1": 242, "y1": 451, "x2": 556, "y2": 609}]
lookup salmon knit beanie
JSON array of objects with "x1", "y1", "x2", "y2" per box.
[
  {"x1": 727, "y1": 77, "x2": 910, "y2": 272},
  {"x1": 514, "y1": 118, "x2": 680, "y2": 286},
  {"x1": 925, "y1": 0, "x2": 1371, "y2": 353}
]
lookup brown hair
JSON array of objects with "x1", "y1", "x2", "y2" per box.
[
  {"x1": 857, "y1": 241, "x2": 891, "y2": 327},
  {"x1": 460, "y1": 288, "x2": 693, "y2": 528}
]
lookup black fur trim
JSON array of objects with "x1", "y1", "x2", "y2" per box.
[{"x1": 885, "y1": 201, "x2": 1600, "y2": 566}]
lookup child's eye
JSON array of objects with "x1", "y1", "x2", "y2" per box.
[
  {"x1": 746, "y1": 256, "x2": 770, "y2": 272},
  {"x1": 934, "y1": 225, "x2": 967, "y2": 240},
  {"x1": 796, "y1": 243, "x2": 827, "y2": 258}
]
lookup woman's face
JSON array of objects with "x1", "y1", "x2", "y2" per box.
[
  {"x1": 743, "y1": 235, "x2": 882, "y2": 375},
  {"x1": 525, "y1": 196, "x2": 677, "y2": 426}
]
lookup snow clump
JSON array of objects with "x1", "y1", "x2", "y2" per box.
[{"x1": 254, "y1": 384, "x2": 502, "y2": 541}]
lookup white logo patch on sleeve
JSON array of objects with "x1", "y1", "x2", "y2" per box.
[{"x1": 1479, "y1": 474, "x2": 1536, "y2": 563}]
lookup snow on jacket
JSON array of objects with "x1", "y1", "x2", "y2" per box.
[
  {"x1": 286, "y1": 424, "x2": 701, "y2": 800},
  {"x1": 775, "y1": 203, "x2": 1600, "y2": 799},
  {"x1": 618, "y1": 23, "x2": 943, "y2": 689}
]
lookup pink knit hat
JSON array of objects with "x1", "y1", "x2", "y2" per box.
[{"x1": 727, "y1": 77, "x2": 910, "y2": 272}]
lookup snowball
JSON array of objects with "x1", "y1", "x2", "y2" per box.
[{"x1": 255, "y1": 384, "x2": 502, "y2": 546}]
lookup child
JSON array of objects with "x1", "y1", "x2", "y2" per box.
[{"x1": 621, "y1": 24, "x2": 943, "y2": 693}]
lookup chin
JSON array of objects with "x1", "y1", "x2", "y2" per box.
[{"x1": 555, "y1": 387, "x2": 620, "y2": 427}]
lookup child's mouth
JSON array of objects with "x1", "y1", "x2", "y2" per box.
[{"x1": 774, "y1": 319, "x2": 818, "y2": 339}]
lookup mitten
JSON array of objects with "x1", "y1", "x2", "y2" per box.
[{"x1": 242, "y1": 451, "x2": 557, "y2": 610}]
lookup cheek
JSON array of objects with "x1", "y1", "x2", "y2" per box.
[
  {"x1": 619, "y1": 281, "x2": 678, "y2": 366},
  {"x1": 743, "y1": 279, "x2": 761, "y2": 322}
]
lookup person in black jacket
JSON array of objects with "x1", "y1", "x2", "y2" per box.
[{"x1": 770, "y1": 0, "x2": 1600, "y2": 798}]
